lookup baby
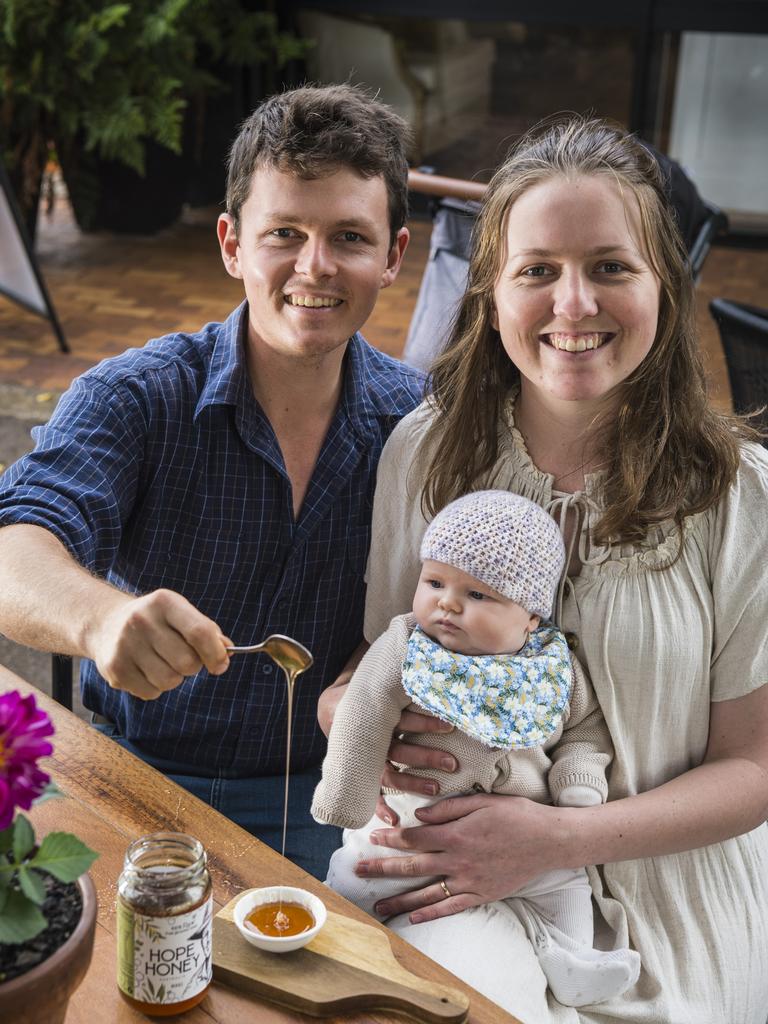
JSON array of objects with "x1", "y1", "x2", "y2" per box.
[{"x1": 312, "y1": 490, "x2": 640, "y2": 1007}]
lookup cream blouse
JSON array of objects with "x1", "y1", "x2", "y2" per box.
[{"x1": 363, "y1": 395, "x2": 768, "y2": 1023}]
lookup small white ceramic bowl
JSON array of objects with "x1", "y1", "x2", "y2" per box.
[{"x1": 233, "y1": 885, "x2": 327, "y2": 953}]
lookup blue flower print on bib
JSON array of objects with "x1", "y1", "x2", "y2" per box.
[{"x1": 402, "y1": 624, "x2": 572, "y2": 750}]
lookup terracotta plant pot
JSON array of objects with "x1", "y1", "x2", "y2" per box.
[{"x1": 0, "y1": 873, "x2": 97, "y2": 1024}]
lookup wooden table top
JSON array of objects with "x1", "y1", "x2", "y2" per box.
[{"x1": 0, "y1": 664, "x2": 519, "y2": 1023}]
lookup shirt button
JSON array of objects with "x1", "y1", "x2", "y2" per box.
[
  {"x1": 564, "y1": 632, "x2": 579, "y2": 651},
  {"x1": 262, "y1": 664, "x2": 274, "y2": 674}
]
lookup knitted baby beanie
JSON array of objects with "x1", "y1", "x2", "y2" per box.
[{"x1": 419, "y1": 490, "x2": 565, "y2": 619}]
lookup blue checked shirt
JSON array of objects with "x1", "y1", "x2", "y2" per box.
[{"x1": 0, "y1": 302, "x2": 423, "y2": 776}]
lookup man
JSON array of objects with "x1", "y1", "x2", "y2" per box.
[{"x1": 0, "y1": 85, "x2": 423, "y2": 877}]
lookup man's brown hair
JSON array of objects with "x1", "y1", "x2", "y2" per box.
[{"x1": 226, "y1": 84, "x2": 412, "y2": 244}]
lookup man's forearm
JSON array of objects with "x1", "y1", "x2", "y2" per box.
[
  {"x1": 0, "y1": 523, "x2": 130, "y2": 657},
  {"x1": 0, "y1": 523, "x2": 231, "y2": 700}
]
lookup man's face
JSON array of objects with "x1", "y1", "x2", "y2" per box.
[{"x1": 218, "y1": 165, "x2": 408, "y2": 363}]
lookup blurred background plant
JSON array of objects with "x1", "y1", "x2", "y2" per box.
[{"x1": 0, "y1": 0, "x2": 307, "y2": 237}]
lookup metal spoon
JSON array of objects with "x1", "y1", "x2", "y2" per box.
[{"x1": 226, "y1": 634, "x2": 314, "y2": 676}]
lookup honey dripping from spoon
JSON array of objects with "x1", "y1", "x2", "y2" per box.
[
  {"x1": 266, "y1": 639, "x2": 313, "y2": 912},
  {"x1": 226, "y1": 635, "x2": 313, "y2": 916}
]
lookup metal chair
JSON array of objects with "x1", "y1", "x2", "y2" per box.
[
  {"x1": 688, "y1": 199, "x2": 728, "y2": 282},
  {"x1": 51, "y1": 654, "x2": 74, "y2": 711},
  {"x1": 709, "y1": 299, "x2": 768, "y2": 434}
]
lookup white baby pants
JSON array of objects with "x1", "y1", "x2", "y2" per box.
[{"x1": 325, "y1": 792, "x2": 640, "y2": 1009}]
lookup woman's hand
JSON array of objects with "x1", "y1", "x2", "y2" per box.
[
  {"x1": 359, "y1": 793, "x2": 575, "y2": 923},
  {"x1": 375, "y1": 709, "x2": 457, "y2": 824}
]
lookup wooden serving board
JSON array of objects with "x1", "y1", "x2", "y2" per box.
[{"x1": 212, "y1": 890, "x2": 470, "y2": 1023}]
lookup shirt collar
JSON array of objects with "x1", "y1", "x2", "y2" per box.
[
  {"x1": 193, "y1": 301, "x2": 249, "y2": 420},
  {"x1": 194, "y1": 303, "x2": 403, "y2": 440},
  {"x1": 338, "y1": 331, "x2": 392, "y2": 443}
]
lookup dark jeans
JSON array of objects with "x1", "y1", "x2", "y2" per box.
[{"x1": 92, "y1": 723, "x2": 341, "y2": 880}]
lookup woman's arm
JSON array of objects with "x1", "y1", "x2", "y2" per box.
[{"x1": 359, "y1": 684, "x2": 768, "y2": 922}]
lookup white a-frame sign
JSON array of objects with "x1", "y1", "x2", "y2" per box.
[{"x1": 0, "y1": 158, "x2": 69, "y2": 353}]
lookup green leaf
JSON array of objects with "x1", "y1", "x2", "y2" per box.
[
  {"x1": 12, "y1": 814, "x2": 35, "y2": 862},
  {"x1": 29, "y1": 832, "x2": 98, "y2": 882},
  {"x1": 0, "y1": 888, "x2": 47, "y2": 944},
  {"x1": 18, "y1": 865, "x2": 46, "y2": 904},
  {"x1": 0, "y1": 887, "x2": 7, "y2": 912},
  {"x1": 0, "y1": 824, "x2": 13, "y2": 853},
  {"x1": 0, "y1": 0, "x2": 308, "y2": 192},
  {"x1": 94, "y1": 4, "x2": 131, "y2": 35}
]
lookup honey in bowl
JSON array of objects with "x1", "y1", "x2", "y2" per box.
[{"x1": 245, "y1": 901, "x2": 315, "y2": 938}]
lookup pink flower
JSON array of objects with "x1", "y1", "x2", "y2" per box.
[{"x1": 0, "y1": 691, "x2": 54, "y2": 831}]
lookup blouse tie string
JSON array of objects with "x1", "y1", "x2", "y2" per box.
[{"x1": 545, "y1": 490, "x2": 611, "y2": 624}]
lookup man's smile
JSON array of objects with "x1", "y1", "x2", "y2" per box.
[{"x1": 284, "y1": 293, "x2": 344, "y2": 308}]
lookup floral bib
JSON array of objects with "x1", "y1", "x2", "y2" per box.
[{"x1": 402, "y1": 625, "x2": 572, "y2": 750}]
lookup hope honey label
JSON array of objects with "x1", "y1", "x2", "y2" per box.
[{"x1": 117, "y1": 896, "x2": 212, "y2": 1006}]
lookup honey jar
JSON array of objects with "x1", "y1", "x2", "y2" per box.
[{"x1": 117, "y1": 832, "x2": 212, "y2": 1016}]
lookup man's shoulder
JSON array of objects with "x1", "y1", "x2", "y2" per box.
[
  {"x1": 350, "y1": 334, "x2": 425, "y2": 417},
  {"x1": 81, "y1": 318, "x2": 229, "y2": 397}
]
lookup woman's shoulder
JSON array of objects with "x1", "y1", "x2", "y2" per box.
[
  {"x1": 726, "y1": 440, "x2": 768, "y2": 519},
  {"x1": 384, "y1": 398, "x2": 437, "y2": 451},
  {"x1": 690, "y1": 440, "x2": 768, "y2": 548},
  {"x1": 712, "y1": 441, "x2": 768, "y2": 515},
  {"x1": 735, "y1": 439, "x2": 768, "y2": 483},
  {"x1": 383, "y1": 388, "x2": 542, "y2": 496},
  {"x1": 376, "y1": 399, "x2": 441, "y2": 494}
]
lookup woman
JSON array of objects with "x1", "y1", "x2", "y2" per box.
[{"x1": 319, "y1": 116, "x2": 768, "y2": 1022}]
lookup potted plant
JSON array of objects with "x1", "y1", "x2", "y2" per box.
[
  {"x1": 0, "y1": 0, "x2": 307, "y2": 237},
  {"x1": 0, "y1": 690, "x2": 98, "y2": 1024}
]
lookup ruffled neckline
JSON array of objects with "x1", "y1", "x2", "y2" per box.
[
  {"x1": 490, "y1": 387, "x2": 692, "y2": 577},
  {"x1": 497, "y1": 385, "x2": 607, "y2": 499}
]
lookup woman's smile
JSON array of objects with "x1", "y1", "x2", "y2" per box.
[{"x1": 541, "y1": 331, "x2": 615, "y2": 353}]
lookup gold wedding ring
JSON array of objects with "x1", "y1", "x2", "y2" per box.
[{"x1": 439, "y1": 878, "x2": 452, "y2": 899}]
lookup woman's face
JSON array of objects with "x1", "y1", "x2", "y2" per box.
[{"x1": 492, "y1": 174, "x2": 661, "y2": 409}]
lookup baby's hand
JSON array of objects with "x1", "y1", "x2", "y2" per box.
[
  {"x1": 557, "y1": 784, "x2": 602, "y2": 807},
  {"x1": 375, "y1": 711, "x2": 457, "y2": 825}
]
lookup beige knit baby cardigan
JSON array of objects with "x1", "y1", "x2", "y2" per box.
[{"x1": 312, "y1": 613, "x2": 612, "y2": 830}]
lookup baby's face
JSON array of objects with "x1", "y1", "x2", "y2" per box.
[{"x1": 413, "y1": 560, "x2": 540, "y2": 656}]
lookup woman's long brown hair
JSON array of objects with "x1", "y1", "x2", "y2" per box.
[{"x1": 421, "y1": 116, "x2": 757, "y2": 545}]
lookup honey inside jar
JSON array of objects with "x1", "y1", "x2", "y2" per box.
[{"x1": 245, "y1": 901, "x2": 315, "y2": 937}]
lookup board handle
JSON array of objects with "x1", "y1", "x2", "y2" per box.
[
  {"x1": 331, "y1": 990, "x2": 468, "y2": 1024},
  {"x1": 314, "y1": 958, "x2": 470, "y2": 1023}
]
